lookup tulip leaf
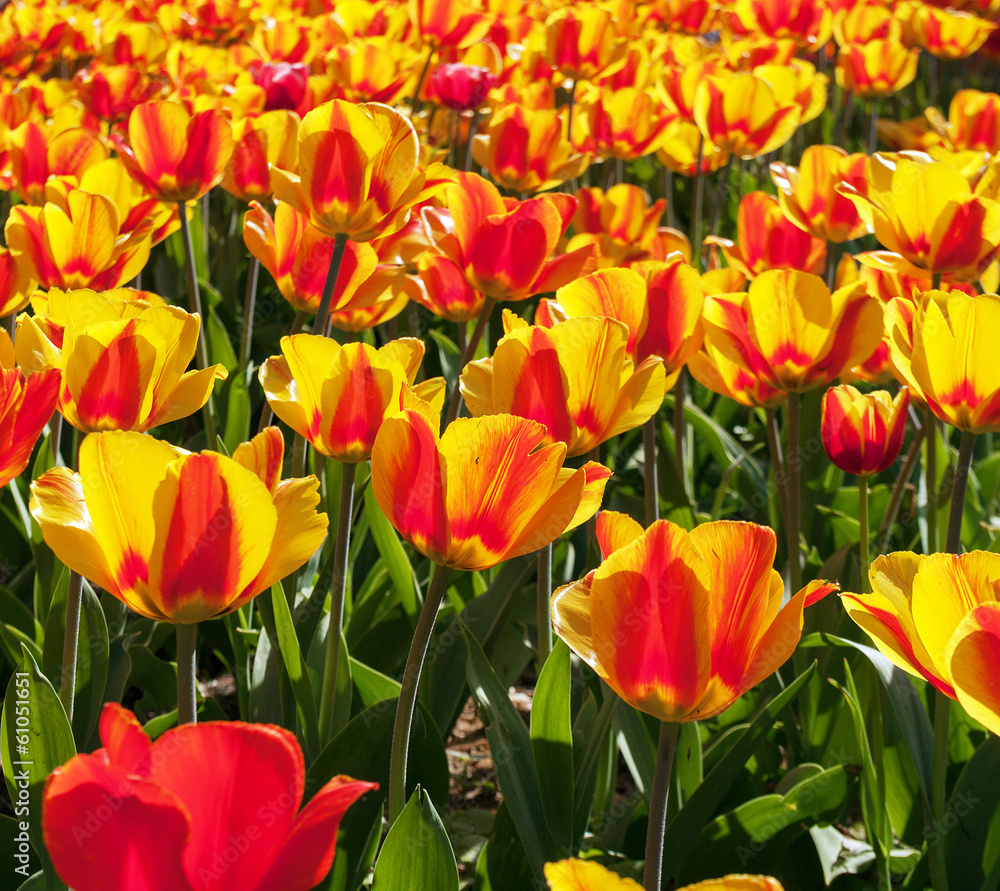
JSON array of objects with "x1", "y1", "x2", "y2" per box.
[
  {"x1": 462, "y1": 624, "x2": 559, "y2": 878},
  {"x1": 941, "y1": 732, "x2": 1000, "y2": 890},
  {"x1": 268, "y1": 583, "x2": 321, "y2": 760},
  {"x1": 530, "y1": 638, "x2": 574, "y2": 852},
  {"x1": 350, "y1": 657, "x2": 401, "y2": 710},
  {"x1": 476, "y1": 802, "x2": 537, "y2": 890},
  {"x1": 660, "y1": 661, "x2": 816, "y2": 881},
  {"x1": 364, "y1": 484, "x2": 420, "y2": 620},
  {"x1": 15, "y1": 871, "x2": 44, "y2": 891},
  {"x1": 205, "y1": 304, "x2": 238, "y2": 374},
  {"x1": 1, "y1": 645, "x2": 76, "y2": 889},
  {"x1": 372, "y1": 786, "x2": 460, "y2": 891},
  {"x1": 1, "y1": 806, "x2": 41, "y2": 884},
  {"x1": 222, "y1": 371, "x2": 251, "y2": 455},
  {"x1": 573, "y1": 689, "x2": 618, "y2": 845}
]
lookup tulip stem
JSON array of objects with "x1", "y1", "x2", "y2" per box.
[
  {"x1": 691, "y1": 136, "x2": 705, "y2": 271},
  {"x1": 643, "y1": 417, "x2": 659, "y2": 525},
  {"x1": 924, "y1": 406, "x2": 939, "y2": 553},
  {"x1": 464, "y1": 110, "x2": 479, "y2": 173},
  {"x1": 566, "y1": 80, "x2": 577, "y2": 146},
  {"x1": 239, "y1": 255, "x2": 260, "y2": 369},
  {"x1": 945, "y1": 431, "x2": 976, "y2": 555},
  {"x1": 59, "y1": 571, "x2": 83, "y2": 721},
  {"x1": 868, "y1": 101, "x2": 879, "y2": 155},
  {"x1": 313, "y1": 233, "x2": 349, "y2": 338},
  {"x1": 410, "y1": 46, "x2": 436, "y2": 116},
  {"x1": 928, "y1": 689, "x2": 951, "y2": 891},
  {"x1": 4, "y1": 312, "x2": 13, "y2": 340},
  {"x1": 672, "y1": 372, "x2": 686, "y2": 493},
  {"x1": 932, "y1": 272, "x2": 942, "y2": 290},
  {"x1": 388, "y1": 563, "x2": 452, "y2": 824},
  {"x1": 859, "y1": 475, "x2": 870, "y2": 594},
  {"x1": 176, "y1": 622, "x2": 199, "y2": 725},
  {"x1": 643, "y1": 721, "x2": 679, "y2": 891},
  {"x1": 536, "y1": 542, "x2": 553, "y2": 670},
  {"x1": 663, "y1": 166, "x2": 675, "y2": 230},
  {"x1": 879, "y1": 419, "x2": 925, "y2": 553},
  {"x1": 764, "y1": 407, "x2": 788, "y2": 526},
  {"x1": 786, "y1": 391, "x2": 803, "y2": 593},
  {"x1": 318, "y1": 461, "x2": 357, "y2": 747},
  {"x1": 177, "y1": 201, "x2": 218, "y2": 448},
  {"x1": 445, "y1": 296, "x2": 495, "y2": 426}
]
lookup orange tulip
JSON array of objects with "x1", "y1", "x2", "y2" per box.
[
  {"x1": 461, "y1": 308, "x2": 666, "y2": 455},
  {"x1": 838, "y1": 153, "x2": 1000, "y2": 278},
  {"x1": 73, "y1": 63, "x2": 164, "y2": 124},
  {"x1": 327, "y1": 38, "x2": 416, "y2": 106},
  {"x1": 545, "y1": 859, "x2": 786, "y2": 890},
  {"x1": 220, "y1": 110, "x2": 299, "y2": 203},
  {"x1": 421, "y1": 171, "x2": 595, "y2": 301},
  {"x1": 544, "y1": 5, "x2": 626, "y2": 82},
  {"x1": 0, "y1": 328, "x2": 60, "y2": 488},
  {"x1": 6, "y1": 189, "x2": 152, "y2": 291},
  {"x1": 835, "y1": 39, "x2": 919, "y2": 98},
  {"x1": 243, "y1": 201, "x2": 380, "y2": 316},
  {"x1": 260, "y1": 334, "x2": 443, "y2": 463},
  {"x1": 821, "y1": 385, "x2": 910, "y2": 476},
  {"x1": 701, "y1": 269, "x2": 882, "y2": 394},
  {"x1": 733, "y1": 0, "x2": 832, "y2": 49},
  {"x1": 930, "y1": 89, "x2": 1000, "y2": 154},
  {"x1": 471, "y1": 103, "x2": 589, "y2": 194},
  {"x1": 645, "y1": 0, "x2": 718, "y2": 34},
  {"x1": 5, "y1": 120, "x2": 107, "y2": 206},
  {"x1": 886, "y1": 289, "x2": 1000, "y2": 433},
  {"x1": 552, "y1": 511, "x2": 836, "y2": 722},
  {"x1": 572, "y1": 85, "x2": 675, "y2": 161},
  {"x1": 693, "y1": 71, "x2": 801, "y2": 160},
  {"x1": 705, "y1": 192, "x2": 826, "y2": 279},
  {"x1": 909, "y1": 5, "x2": 996, "y2": 59},
  {"x1": 832, "y1": 0, "x2": 901, "y2": 45},
  {"x1": 412, "y1": 253, "x2": 485, "y2": 322},
  {"x1": 371, "y1": 410, "x2": 610, "y2": 571},
  {"x1": 0, "y1": 246, "x2": 36, "y2": 317},
  {"x1": 271, "y1": 99, "x2": 450, "y2": 242},
  {"x1": 15, "y1": 288, "x2": 227, "y2": 433},
  {"x1": 408, "y1": 0, "x2": 492, "y2": 49},
  {"x1": 328, "y1": 264, "x2": 421, "y2": 333},
  {"x1": 770, "y1": 146, "x2": 871, "y2": 244},
  {"x1": 30, "y1": 427, "x2": 327, "y2": 624},
  {"x1": 113, "y1": 99, "x2": 234, "y2": 203},
  {"x1": 566, "y1": 184, "x2": 668, "y2": 267}
]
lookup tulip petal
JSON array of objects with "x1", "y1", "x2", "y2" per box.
[
  {"x1": 595, "y1": 510, "x2": 644, "y2": 559},
  {"x1": 99, "y1": 703, "x2": 152, "y2": 776},
  {"x1": 544, "y1": 858, "x2": 642, "y2": 889},
  {"x1": 551, "y1": 573, "x2": 602, "y2": 676},
  {"x1": 146, "y1": 364, "x2": 227, "y2": 430},
  {"x1": 947, "y1": 602, "x2": 1000, "y2": 737},
  {"x1": 232, "y1": 426, "x2": 284, "y2": 496}
]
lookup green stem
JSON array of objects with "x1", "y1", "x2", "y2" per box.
[
  {"x1": 464, "y1": 110, "x2": 479, "y2": 173},
  {"x1": 879, "y1": 419, "x2": 925, "y2": 553},
  {"x1": 928, "y1": 689, "x2": 951, "y2": 891},
  {"x1": 313, "y1": 233, "x2": 349, "y2": 338},
  {"x1": 239, "y1": 255, "x2": 260, "y2": 369},
  {"x1": 177, "y1": 201, "x2": 217, "y2": 447},
  {"x1": 932, "y1": 271, "x2": 943, "y2": 291},
  {"x1": 945, "y1": 431, "x2": 976, "y2": 555},
  {"x1": 445, "y1": 296, "x2": 495, "y2": 426},
  {"x1": 663, "y1": 166, "x2": 675, "y2": 230},
  {"x1": 536, "y1": 542, "x2": 553, "y2": 670},
  {"x1": 388, "y1": 563, "x2": 452, "y2": 824},
  {"x1": 565, "y1": 79, "x2": 577, "y2": 145},
  {"x1": 59, "y1": 571, "x2": 83, "y2": 721},
  {"x1": 859, "y1": 475, "x2": 870, "y2": 594},
  {"x1": 764, "y1": 407, "x2": 788, "y2": 526},
  {"x1": 672, "y1": 372, "x2": 686, "y2": 488},
  {"x1": 691, "y1": 137, "x2": 705, "y2": 271},
  {"x1": 410, "y1": 45, "x2": 435, "y2": 116},
  {"x1": 643, "y1": 417, "x2": 659, "y2": 525},
  {"x1": 176, "y1": 622, "x2": 199, "y2": 725},
  {"x1": 318, "y1": 461, "x2": 357, "y2": 746},
  {"x1": 643, "y1": 721, "x2": 680, "y2": 891},
  {"x1": 786, "y1": 392, "x2": 803, "y2": 592},
  {"x1": 925, "y1": 406, "x2": 939, "y2": 553},
  {"x1": 868, "y1": 101, "x2": 879, "y2": 155}
]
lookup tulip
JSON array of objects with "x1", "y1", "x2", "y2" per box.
[
  {"x1": 572, "y1": 85, "x2": 675, "y2": 162},
  {"x1": 0, "y1": 246, "x2": 35, "y2": 318},
  {"x1": 220, "y1": 110, "x2": 299, "y2": 203},
  {"x1": 770, "y1": 146, "x2": 871, "y2": 244},
  {"x1": 327, "y1": 38, "x2": 416, "y2": 106},
  {"x1": 656, "y1": 120, "x2": 731, "y2": 178},
  {"x1": 821, "y1": 385, "x2": 910, "y2": 477},
  {"x1": 74, "y1": 63, "x2": 164, "y2": 124},
  {"x1": 15, "y1": 288, "x2": 227, "y2": 433},
  {"x1": 43, "y1": 702, "x2": 376, "y2": 891},
  {"x1": 835, "y1": 39, "x2": 919, "y2": 99},
  {"x1": 0, "y1": 328, "x2": 60, "y2": 488},
  {"x1": 832, "y1": 0, "x2": 900, "y2": 45},
  {"x1": 430, "y1": 62, "x2": 495, "y2": 111},
  {"x1": 413, "y1": 253, "x2": 485, "y2": 321},
  {"x1": 705, "y1": 192, "x2": 826, "y2": 280},
  {"x1": 30, "y1": 426, "x2": 327, "y2": 625},
  {"x1": 734, "y1": 0, "x2": 832, "y2": 50},
  {"x1": 693, "y1": 72, "x2": 801, "y2": 160},
  {"x1": 113, "y1": 99, "x2": 234, "y2": 203},
  {"x1": 461, "y1": 310, "x2": 666, "y2": 456},
  {"x1": 471, "y1": 103, "x2": 590, "y2": 194},
  {"x1": 544, "y1": 5, "x2": 627, "y2": 82},
  {"x1": 933, "y1": 89, "x2": 1000, "y2": 154},
  {"x1": 6, "y1": 189, "x2": 152, "y2": 292},
  {"x1": 271, "y1": 99, "x2": 450, "y2": 243},
  {"x1": 250, "y1": 60, "x2": 309, "y2": 110},
  {"x1": 838, "y1": 153, "x2": 1000, "y2": 280},
  {"x1": 545, "y1": 859, "x2": 786, "y2": 891},
  {"x1": 569, "y1": 184, "x2": 666, "y2": 266},
  {"x1": 909, "y1": 5, "x2": 996, "y2": 60},
  {"x1": 5, "y1": 120, "x2": 108, "y2": 206},
  {"x1": 422, "y1": 172, "x2": 595, "y2": 303},
  {"x1": 408, "y1": 0, "x2": 491, "y2": 50}
]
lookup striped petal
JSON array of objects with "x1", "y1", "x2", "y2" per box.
[{"x1": 947, "y1": 602, "x2": 1000, "y2": 737}]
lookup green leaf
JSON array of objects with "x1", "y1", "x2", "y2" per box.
[
  {"x1": 942, "y1": 733, "x2": 1000, "y2": 890},
  {"x1": 463, "y1": 624, "x2": 559, "y2": 878},
  {"x1": 372, "y1": 787, "x2": 460, "y2": 891},
  {"x1": 1, "y1": 813, "x2": 40, "y2": 885},
  {"x1": 364, "y1": 485, "x2": 419, "y2": 620},
  {"x1": 1, "y1": 646, "x2": 75, "y2": 888},
  {"x1": 222, "y1": 371, "x2": 251, "y2": 454},
  {"x1": 268, "y1": 584, "x2": 320, "y2": 760},
  {"x1": 206, "y1": 304, "x2": 238, "y2": 374},
  {"x1": 660, "y1": 662, "x2": 815, "y2": 880},
  {"x1": 530, "y1": 639, "x2": 574, "y2": 852}
]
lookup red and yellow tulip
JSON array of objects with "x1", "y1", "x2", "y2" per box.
[
  {"x1": 544, "y1": 5, "x2": 626, "y2": 82},
  {"x1": 909, "y1": 5, "x2": 997, "y2": 60},
  {"x1": 5, "y1": 120, "x2": 107, "y2": 206},
  {"x1": 220, "y1": 110, "x2": 299, "y2": 203},
  {"x1": 30, "y1": 427, "x2": 328, "y2": 624},
  {"x1": 42, "y1": 702, "x2": 375, "y2": 891},
  {"x1": 545, "y1": 859, "x2": 786, "y2": 890},
  {"x1": 821, "y1": 385, "x2": 910, "y2": 476},
  {"x1": 552, "y1": 512, "x2": 836, "y2": 722},
  {"x1": 260, "y1": 334, "x2": 443, "y2": 463},
  {"x1": 371, "y1": 410, "x2": 610, "y2": 571},
  {"x1": 835, "y1": 39, "x2": 920, "y2": 99}
]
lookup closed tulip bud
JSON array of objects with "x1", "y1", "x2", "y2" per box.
[
  {"x1": 430, "y1": 63, "x2": 495, "y2": 111},
  {"x1": 250, "y1": 60, "x2": 309, "y2": 111},
  {"x1": 821, "y1": 385, "x2": 909, "y2": 475}
]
